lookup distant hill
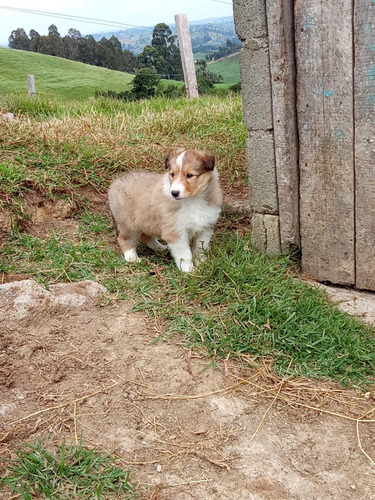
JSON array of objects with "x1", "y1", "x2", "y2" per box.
[
  {"x1": 0, "y1": 47, "x2": 133, "y2": 99},
  {"x1": 93, "y1": 16, "x2": 238, "y2": 55},
  {"x1": 208, "y1": 52, "x2": 240, "y2": 85}
]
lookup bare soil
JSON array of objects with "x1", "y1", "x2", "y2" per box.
[{"x1": 1, "y1": 191, "x2": 375, "y2": 500}]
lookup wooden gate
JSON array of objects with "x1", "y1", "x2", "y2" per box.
[
  {"x1": 295, "y1": 0, "x2": 374, "y2": 289},
  {"x1": 234, "y1": 0, "x2": 374, "y2": 290}
]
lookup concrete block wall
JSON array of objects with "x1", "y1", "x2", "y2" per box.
[{"x1": 233, "y1": 0, "x2": 280, "y2": 254}]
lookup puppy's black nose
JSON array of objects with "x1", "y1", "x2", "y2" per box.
[{"x1": 171, "y1": 190, "x2": 180, "y2": 198}]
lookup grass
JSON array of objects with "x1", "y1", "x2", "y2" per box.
[
  {"x1": 2, "y1": 210, "x2": 375, "y2": 387},
  {"x1": 0, "y1": 47, "x2": 134, "y2": 99},
  {"x1": 208, "y1": 53, "x2": 240, "y2": 85},
  {"x1": 0, "y1": 439, "x2": 135, "y2": 499},
  {"x1": 1, "y1": 92, "x2": 374, "y2": 388},
  {"x1": 0, "y1": 92, "x2": 246, "y2": 217}
]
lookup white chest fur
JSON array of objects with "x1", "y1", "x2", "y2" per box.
[{"x1": 176, "y1": 196, "x2": 221, "y2": 238}]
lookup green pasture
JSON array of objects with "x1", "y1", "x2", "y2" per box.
[{"x1": 0, "y1": 47, "x2": 134, "y2": 99}]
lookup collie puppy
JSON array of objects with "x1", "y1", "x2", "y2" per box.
[{"x1": 108, "y1": 148, "x2": 222, "y2": 272}]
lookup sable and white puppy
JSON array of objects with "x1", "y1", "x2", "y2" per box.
[{"x1": 108, "y1": 148, "x2": 222, "y2": 272}]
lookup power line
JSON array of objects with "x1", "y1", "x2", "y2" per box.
[{"x1": 0, "y1": 5, "x2": 148, "y2": 30}]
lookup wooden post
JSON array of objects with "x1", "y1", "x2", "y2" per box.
[
  {"x1": 295, "y1": 0, "x2": 355, "y2": 285},
  {"x1": 27, "y1": 75, "x2": 35, "y2": 98},
  {"x1": 354, "y1": 0, "x2": 375, "y2": 290},
  {"x1": 266, "y1": 0, "x2": 300, "y2": 253},
  {"x1": 174, "y1": 14, "x2": 199, "y2": 98}
]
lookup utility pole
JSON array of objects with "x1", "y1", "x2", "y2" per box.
[{"x1": 175, "y1": 14, "x2": 199, "y2": 98}]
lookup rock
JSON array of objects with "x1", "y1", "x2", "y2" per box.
[
  {"x1": 0, "y1": 279, "x2": 108, "y2": 322},
  {"x1": 1, "y1": 111, "x2": 15, "y2": 122}
]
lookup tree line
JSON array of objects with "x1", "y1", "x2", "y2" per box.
[
  {"x1": 205, "y1": 39, "x2": 240, "y2": 61},
  {"x1": 8, "y1": 23, "x2": 183, "y2": 80}
]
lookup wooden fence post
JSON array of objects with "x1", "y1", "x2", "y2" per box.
[
  {"x1": 174, "y1": 14, "x2": 199, "y2": 98},
  {"x1": 295, "y1": 0, "x2": 355, "y2": 285},
  {"x1": 27, "y1": 75, "x2": 35, "y2": 98},
  {"x1": 354, "y1": 0, "x2": 375, "y2": 290}
]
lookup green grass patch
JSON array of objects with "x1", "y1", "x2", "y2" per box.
[
  {"x1": 2, "y1": 211, "x2": 375, "y2": 387},
  {"x1": 0, "y1": 47, "x2": 134, "y2": 100},
  {"x1": 0, "y1": 439, "x2": 135, "y2": 499},
  {"x1": 1, "y1": 91, "x2": 374, "y2": 388},
  {"x1": 0, "y1": 93, "x2": 246, "y2": 221},
  {"x1": 208, "y1": 53, "x2": 240, "y2": 85}
]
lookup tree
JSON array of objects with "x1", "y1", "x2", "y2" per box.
[
  {"x1": 8, "y1": 28, "x2": 30, "y2": 51},
  {"x1": 68, "y1": 28, "x2": 81, "y2": 39},
  {"x1": 63, "y1": 35, "x2": 79, "y2": 61},
  {"x1": 195, "y1": 59, "x2": 223, "y2": 84},
  {"x1": 48, "y1": 24, "x2": 60, "y2": 37},
  {"x1": 123, "y1": 50, "x2": 137, "y2": 73},
  {"x1": 138, "y1": 23, "x2": 183, "y2": 80},
  {"x1": 132, "y1": 68, "x2": 160, "y2": 99},
  {"x1": 78, "y1": 35, "x2": 98, "y2": 66},
  {"x1": 29, "y1": 29, "x2": 40, "y2": 40},
  {"x1": 138, "y1": 45, "x2": 159, "y2": 70}
]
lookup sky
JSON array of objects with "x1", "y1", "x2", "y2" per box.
[{"x1": 0, "y1": 0, "x2": 233, "y2": 46}]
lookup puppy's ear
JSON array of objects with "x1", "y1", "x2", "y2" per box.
[
  {"x1": 165, "y1": 155, "x2": 171, "y2": 169},
  {"x1": 201, "y1": 152, "x2": 215, "y2": 171}
]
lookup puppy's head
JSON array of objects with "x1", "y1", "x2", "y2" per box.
[{"x1": 164, "y1": 149, "x2": 215, "y2": 200}]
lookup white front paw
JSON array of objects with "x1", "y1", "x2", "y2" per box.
[
  {"x1": 179, "y1": 260, "x2": 194, "y2": 273},
  {"x1": 124, "y1": 249, "x2": 141, "y2": 263}
]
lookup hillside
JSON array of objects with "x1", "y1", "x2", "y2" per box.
[
  {"x1": 94, "y1": 16, "x2": 238, "y2": 55},
  {"x1": 208, "y1": 52, "x2": 240, "y2": 85},
  {"x1": 0, "y1": 48, "x2": 134, "y2": 99}
]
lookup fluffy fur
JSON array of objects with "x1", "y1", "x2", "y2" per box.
[{"x1": 108, "y1": 148, "x2": 222, "y2": 272}]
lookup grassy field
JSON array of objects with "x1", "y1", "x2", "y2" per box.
[
  {"x1": 1, "y1": 90, "x2": 375, "y2": 500},
  {"x1": 208, "y1": 52, "x2": 240, "y2": 85},
  {"x1": 1, "y1": 92, "x2": 375, "y2": 387},
  {"x1": 0, "y1": 47, "x2": 134, "y2": 99}
]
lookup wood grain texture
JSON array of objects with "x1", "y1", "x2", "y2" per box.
[
  {"x1": 295, "y1": 0, "x2": 355, "y2": 285},
  {"x1": 174, "y1": 14, "x2": 198, "y2": 98},
  {"x1": 266, "y1": 0, "x2": 300, "y2": 252},
  {"x1": 354, "y1": 0, "x2": 375, "y2": 290}
]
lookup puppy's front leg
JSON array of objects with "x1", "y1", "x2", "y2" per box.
[
  {"x1": 192, "y1": 227, "x2": 214, "y2": 262},
  {"x1": 168, "y1": 237, "x2": 194, "y2": 272}
]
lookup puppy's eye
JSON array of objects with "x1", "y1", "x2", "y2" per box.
[
  {"x1": 186, "y1": 173, "x2": 193, "y2": 179},
  {"x1": 170, "y1": 172, "x2": 175, "y2": 178}
]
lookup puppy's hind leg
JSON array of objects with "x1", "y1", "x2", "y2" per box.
[
  {"x1": 140, "y1": 233, "x2": 167, "y2": 253},
  {"x1": 117, "y1": 232, "x2": 141, "y2": 263}
]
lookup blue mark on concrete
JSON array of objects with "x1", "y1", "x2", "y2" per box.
[
  {"x1": 324, "y1": 90, "x2": 335, "y2": 97},
  {"x1": 368, "y1": 66, "x2": 375, "y2": 81},
  {"x1": 305, "y1": 15, "x2": 314, "y2": 29},
  {"x1": 335, "y1": 128, "x2": 344, "y2": 143}
]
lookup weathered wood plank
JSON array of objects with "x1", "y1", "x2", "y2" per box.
[
  {"x1": 266, "y1": 0, "x2": 300, "y2": 252},
  {"x1": 295, "y1": 0, "x2": 355, "y2": 285},
  {"x1": 174, "y1": 14, "x2": 198, "y2": 98},
  {"x1": 354, "y1": 0, "x2": 375, "y2": 290}
]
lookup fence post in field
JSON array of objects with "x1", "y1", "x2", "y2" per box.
[
  {"x1": 27, "y1": 75, "x2": 36, "y2": 98},
  {"x1": 175, "y1": 14, "x2": 199, "y2": 98}
]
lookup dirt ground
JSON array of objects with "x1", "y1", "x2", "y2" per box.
[
  {"x1": 1, "y1": 192, "x2": 375, "y2": 499},
  {"x1": 1, "y1": 282, "x2": 375, "y2": 500}
]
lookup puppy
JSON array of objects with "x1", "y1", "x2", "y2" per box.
[{"x1": 108, "y1": 148, "x2": 222, "y2": 272}]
